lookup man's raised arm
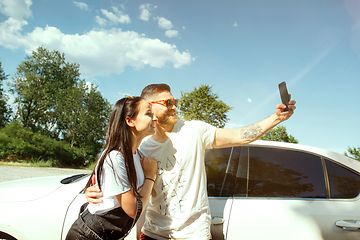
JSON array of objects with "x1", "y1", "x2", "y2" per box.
[{"x1": 213, "y1": 98, "x2": 296, "y2": 149}]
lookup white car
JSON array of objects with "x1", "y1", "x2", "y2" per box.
[{"x1": 1, "y1": 140, "x2": 360, "y2": 240}]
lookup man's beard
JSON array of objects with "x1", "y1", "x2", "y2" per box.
[{"x1": 157, "y1": 110, "x2": 178, "y2": 126}]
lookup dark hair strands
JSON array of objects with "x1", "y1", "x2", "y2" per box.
[{"x1": 84, "y1": 96, "x2": 144, "y2": 199}]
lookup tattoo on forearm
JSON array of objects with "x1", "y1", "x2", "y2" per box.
[{"x1": 240, "y1": 124, "x2": 263, "y2": 140}]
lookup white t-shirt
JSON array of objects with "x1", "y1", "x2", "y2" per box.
[
  {"x1": 139, "y1": 120, "x2": 216, "y2": 240},
  {"x1": 88, "y1": 150, "x2": 145, "y2": 215}
]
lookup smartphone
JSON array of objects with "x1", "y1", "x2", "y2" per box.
[{"x1": 278, "y1": 81, "x2": 290, "y2": 111}]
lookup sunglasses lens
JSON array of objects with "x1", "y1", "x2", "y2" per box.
[
  {"x1": 165, "y1": 99, "x2": 178, "y2": 108},
  {"x1": 166, "y1": 99, "x2": 172, "y2": 107}
]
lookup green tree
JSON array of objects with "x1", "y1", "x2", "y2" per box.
[
  {"x1": 178, "y1": 84, "x2": 232, "y2": 128},
  {"x1": 57, "y1": 81, "x2": 111, "y2": 151},
  {"x1": 345, "y1": 147, "x2": 360, "y2": 161},
  {"x1": 0, "y1": 61, "x2": 12, "y2": 127},
  {"x1": 9, "y1": 47, "x2": 111, "y2": 157},
  {"x1": 0, "y1": 121, "x2": 89, "y2": 166},
  {"x1": 260, "y1": 125, "x2": 298, "y2": 143},
  {"x1": 10, "y1": 46, "x2": 80, "y2": 135}
]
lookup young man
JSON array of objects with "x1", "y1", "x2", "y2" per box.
[{"x1": 86, "y1": 83, "x2": 296, "y2": 240}]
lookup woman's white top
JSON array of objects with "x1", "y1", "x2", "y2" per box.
[{"x1": 88, "y1": 150, "x2": 144, "y2": 215}]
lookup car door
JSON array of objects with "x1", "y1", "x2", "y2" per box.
[
  {"x1": 61, "y1": 182, "x2": 138, "y2": 240},
  {"x1": 225, "y1": 146, "x2": 360, "y2": 240},
  {"x1": 205, "y1": 147, "x2": 240, "y2": 240}
]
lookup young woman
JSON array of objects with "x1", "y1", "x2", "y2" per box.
[{"x1": 66, "y1": 97, "x2": 158, "y2": 240}]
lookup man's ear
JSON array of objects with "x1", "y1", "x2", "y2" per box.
[{"x1": 125, "y1": 117, "x2": 135, "y2": 127}]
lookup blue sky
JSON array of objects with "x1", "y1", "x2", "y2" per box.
[{"x1": 0, "y1": 0, "x2": 359, "y2": 154}]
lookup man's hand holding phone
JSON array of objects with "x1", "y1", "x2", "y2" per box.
[{"x1": 276, "y1": 81, "x2": 296, "y2": 121}]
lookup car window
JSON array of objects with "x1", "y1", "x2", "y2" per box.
[
  {"x1": 234, "y1": 146, "x2": 249, "y2": 197},
  {"x1": 205, "y1": 147, "x2": 240, "y2": 197},
  {"x1": 325, "y1": 159, "x2": 360, "y2": 199},
  {"x1": 235, "y1": 147, "x2": 327, "y2": 198}
]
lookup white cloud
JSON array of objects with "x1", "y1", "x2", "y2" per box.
[
  {"x1": 140, "y1": 4, "x2": 151, "y2": 21},
  {"x1": 233, "y1": 22, "x2": 238, "y2": 27},
  {"x1": 101, "y1": 7, "x2": 130, "y2": 24},
  {"x1": 73, "y1": 1, "x2": 89, "y2": 12},
  {"x1": 95, "y1": 16, "x2": 107, "y2": 26},
  {"x1": 25, "y1": 25, "x2": 64, "y2": 49},
  {"x1": 0, "y1": 18, "x2": 28, "y2": 49},
  {"x1": 1, "y1": 24, "x2": 192, "y2": 76},
  {"x1": 139, "y1": 3, "x2": 157, "y2": 21},
  {"x1": 155, "y1": 17, "x2": 179, "y2": 38},
  {"x1": 156, "y1": 17, "x2": 173, "y2": 30},
  {"x1": 85, "y1": 81, "x2": 93, "y2": 92},
  {"x1": 0, "y1": 0, "x2": 32, "y2": 49},
  {"x1": 114, "y1": 5, "x2": 125, "y2": 12},
  {"x1": 0, "y1": 0, "x2": 32, "y2": 20},
  {"x1": 165, "y1": 29, "x2": 178, "y2": 38},
  {"x1": 0, "y1": 2, "x2": 193, "y2": 77},
  {"x1": 140, "y1": 8, "x2": 150, "y2": 21}
]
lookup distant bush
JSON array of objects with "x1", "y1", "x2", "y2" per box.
[{"x1": 0, "y1": 121, "x2": 96, "y2": 167}]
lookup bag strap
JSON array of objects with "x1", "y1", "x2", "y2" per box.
[
  {"x1": 119, "y1": 198, "x2": 142, "y2": 240},
  {"x1": 117, "y1": 150, "x2": 143, "y2": 239}
]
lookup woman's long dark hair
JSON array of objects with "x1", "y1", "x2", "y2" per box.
[{"x1": 85, "y1": 97, "x2": 143, "y2": 199}]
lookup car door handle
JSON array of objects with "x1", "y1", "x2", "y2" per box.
[
  {"x1": 335, "y1": 220, "x2": 360, "y2": 230},
  {"x1": 211, "y1": 217, "x2": 225, "y2": 225}
]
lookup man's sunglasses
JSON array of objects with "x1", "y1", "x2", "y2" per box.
[{"x1": 149, "y1": 99, "x2": 179, "y2": 109}]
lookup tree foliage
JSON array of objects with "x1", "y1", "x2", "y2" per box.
[
  {"x1": 9, "y1": 47, "x2": 111, "y2": 158},
  {"x1": 10, "y1": 46, "x2": 81, "y2": 133},
  {"x1": 345, "y1": 147, "x2": 360, "y2": 162},
  {"x1": 57, "y1": 81, "x2": 112, "y2": 150},
  {"x1": 260, "y1": 125, "x2": 298, "y2": 143},
  {"x1": 0, "y1": 61, "x2": 12, "y2": 127},
  {"x1": 0, "y1": 121, "x2": 90, "y2": 166},
  {"x1": 178, "y1": 84, "x2": 232, "y2": 128}
]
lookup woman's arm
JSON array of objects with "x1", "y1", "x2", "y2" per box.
[
  {"x1": 115, "y1": 177, "x2": 154, "y2": 218},
  {"x1": 115, "y1": 156, "x2": 157, "y2": 218}
]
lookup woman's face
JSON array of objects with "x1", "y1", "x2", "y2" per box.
[{"x1": 131, "y1": 99, "x2": 157, "y2": 137}]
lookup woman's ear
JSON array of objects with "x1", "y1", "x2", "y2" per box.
[{"x1": 125, "y1": 116, "x2": 135, "y2": 127}]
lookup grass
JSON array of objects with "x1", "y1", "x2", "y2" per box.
[
  {"x1": 0, "y1": 159, "x2": 94, "y2": 170},
  {"x1": 0, "y1": 161, "x2": 31, "y2": 167}
]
